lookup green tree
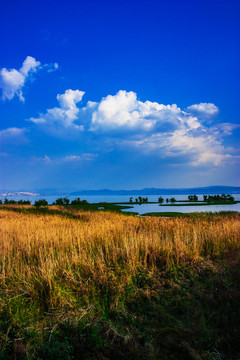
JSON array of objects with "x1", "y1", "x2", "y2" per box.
[
  {"x1": 18, "y1": 200, "x2": 31, "y2": 205},
  {"x1": 63, "y1": 197, "x2": 70, "y2": 205},
  {"x1": 71, "y1": 198, "x2": 89, "y2": 205},
  {"x1": 158, "y1": 196, "x2": 164, "y2": 204},
  {"x1": 56, "y1": 198, "x2": 64, "y2": 205},
  {"x1": 34, "y1": 199, "x2": 48, "y2": 207},
  {"x1": 4, "y1": 198, "x2": 17, "y2": 204}
]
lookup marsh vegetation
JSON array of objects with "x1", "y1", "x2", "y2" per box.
[{"x1": 0, "y1": 205, "x2": 240, "y2": 359}]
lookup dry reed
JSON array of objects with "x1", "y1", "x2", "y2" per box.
[{"x1": 0, "y1": 208, "x2": 239, "y2": 311}]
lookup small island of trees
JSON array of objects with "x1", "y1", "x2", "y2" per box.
[
  {"x1": 130, "y1": 196, "x2": 148, "y2": 203},
  {"x1": 203, "y1": 194, "x2": 235, "y2": 202},
  {"x1": 188, "y1": 195, "x2": 198, "y2": 201}
]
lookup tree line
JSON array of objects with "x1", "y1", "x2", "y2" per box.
[
  {"x1": 159, "y1": 197, "x2": 176, "y2": 203},
  {"x1": 129, "y1": 197, "x2": 149, "y2": 203},
  {"x1": 0, "y1": 199, "x2": 31, "y2": 205},
  {"x1": 0, "y1": 197, "x2": 89, "y2": 206},
  {"x1": 1, "y1": 193, "x2": 235, "y2": 207},
  {"x1": 203, "y1": 194, "x2": 235, "y2": 202}
]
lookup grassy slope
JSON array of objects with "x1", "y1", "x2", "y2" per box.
[{"x1": 0, "y1": 206, "x2": 240, "y2": 359}]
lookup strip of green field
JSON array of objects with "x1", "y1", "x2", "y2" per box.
[
  {"x1": 142, "y1": 211, "x2": 239, "y2": 218},
  {"x1": 143, "y1": 212, "x2": 186, "y2": 217},
  {"x1": 158, "y1": 200, "x2": 239, "y2": 206},
  {"x1": 113, "y1": 200, "x2": 239, "y2": 206}
]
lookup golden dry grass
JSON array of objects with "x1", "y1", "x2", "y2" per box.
[{"x1": 0, "y1": 207, "x2": 239, "y2": 310}]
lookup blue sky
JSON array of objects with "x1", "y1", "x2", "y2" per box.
[{"x1": 0, "y1": 0, "x2": 239, "y2": 190}]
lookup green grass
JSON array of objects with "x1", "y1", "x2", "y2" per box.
[
  {"x1": 1, "y1": 254, "x2": 240, "y2": 359},
  {"x1": 113, "y1": 200, "x2": 239, "y2": 206},
  {"x1": 142, "y1": 211, "x2": 187, "y2": 217},
  {"x1": 159, "y1": 200, "x2": 239, "y2": 206},
  {"x1": 142, "y1": 211, "x2": 239, "y2": 218}
]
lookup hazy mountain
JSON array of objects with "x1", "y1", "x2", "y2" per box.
[
  {"x1": 1, "y1": 186, "x2": 240, "y2": 197},
  {"x1": 69, "y1": 186, "x2": 240, "y2": 196}
]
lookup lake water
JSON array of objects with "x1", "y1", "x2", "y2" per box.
[
  {"x1": 1, "y1": 194, "x2": 240, "y2": 214},
  {"x1": 119, "y1": 194, "x2": 240, "y2": 214},
  {"x1": 121, "y1": 202, "x2": 240, "y2": 214}
]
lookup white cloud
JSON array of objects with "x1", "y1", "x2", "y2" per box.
[
  {"x1": 31, "y1": 153, "x2": 97, "y2": 164},
  {"x1": 20, "y1": 56, "x2": 40, "y2": 76},
  {"x1": 91, "y1": 90, "x2": 185, "y2": 131},
  {"x1": 64, "y1": 155, "x2": 82, "y2": 161},
  {"x1": 29, "y1": 89, "x2": 85, "y2": 129},
  {"x1": 29, "y1": 88, "x2": 238, "y2": 166},
  {"x1": 31, "y1": 155, "x2": 52, "y2": 164},
  {"x1": 186, "y1": 103, "x2": 219, "y2": 116},
  {"x1": 46, "y1": 62, "x2": 59, "y2": 72},
  {"x1": 63, "y1": 153, "x2": 97, "y2": 162},
  {"x1": 92, "y1": 90, "x2": 150, "y2": 129},
  {"x1": 90, "y1": 91, "x2": 208, "y2": 136},
  {"x1": 124, "y1": 127, "x2": 234, "y2": 166},
  {"x1": 0, "y1": 127, "x2": 26, "y2": 137},
  {"x1": 89, "y1": 91, "x2": 232, "y2": 165},
  {"x1": 215, "y1": 122, "x2": 240, "y2": 135},
  {"x1": 0, "y1": 68, "x2": 25, "y2": 102},
  {"x1": 0, "y1": 127, "x2": 27, "y2": 143},
  {"x1": 0, "y1": 56, "x2": 58, "y2": 102}
]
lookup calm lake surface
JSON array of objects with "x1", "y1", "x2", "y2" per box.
[
  {"x1": 121, "y1": 202, "x2": 240, "y2": 214},
  {"x1": 119, "y1": 194, "x2": 240, "y2": 214},
  {"x1": 1, "y1": 194, "x2": 240, "y2": 214}
]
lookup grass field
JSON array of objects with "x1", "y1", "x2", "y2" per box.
[{"x1": 0, "y1": 205, "x2": 240, "y2": 359}]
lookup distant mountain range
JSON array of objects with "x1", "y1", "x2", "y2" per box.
[
  {"x1": 69, "y1": 186, "x2": 240, "y2": 196},
  {"x1": 1, "y1": 186, "x2": 240, "y2": 197}
]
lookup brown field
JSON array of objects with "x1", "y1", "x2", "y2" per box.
[{"x1": 1, "y1": 206, "x2": 239, "y2": 311}]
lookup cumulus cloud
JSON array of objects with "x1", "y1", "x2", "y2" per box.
[
  {"x1": 127, "y1": 128, "x2": 232, "y2": 166},
  {"x1": 91, "y1": 90, "x2": 185, "y2": 131},
  {"x1": 92, "y1": 90, "x2": 153, "y2": 130},
  {"x1": 89, "y1": 91, "x2": 206, "y2": 136},
  {"x1": 20, "y1": 56, "x2": 41, "y2": 76},
  {"x1": 29, "y1": 88, "x2": 238, "y2": 166},
  {"x1": 29, "y1": 89, "x2": 85, "y2": 129},
  {"x1": 0, "y1": 56, "x2": 58, "y2": 101},
  {"x1": 186, "y1": 103, "x2": 219, "y2": 116},
  {"x1": 31, "y1": 89, "x2": 202, "y2": 134}
]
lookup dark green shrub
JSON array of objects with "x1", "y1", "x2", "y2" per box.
[
  {"x1": 34, "y1": 199, "x2": 48, "y2": 207},
  {"x1": 18, "y1": 200, "x2": 31, "y2": 205},
  {"x1": 4, "y1": 198, "x2": 17, "y2": 204}
]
